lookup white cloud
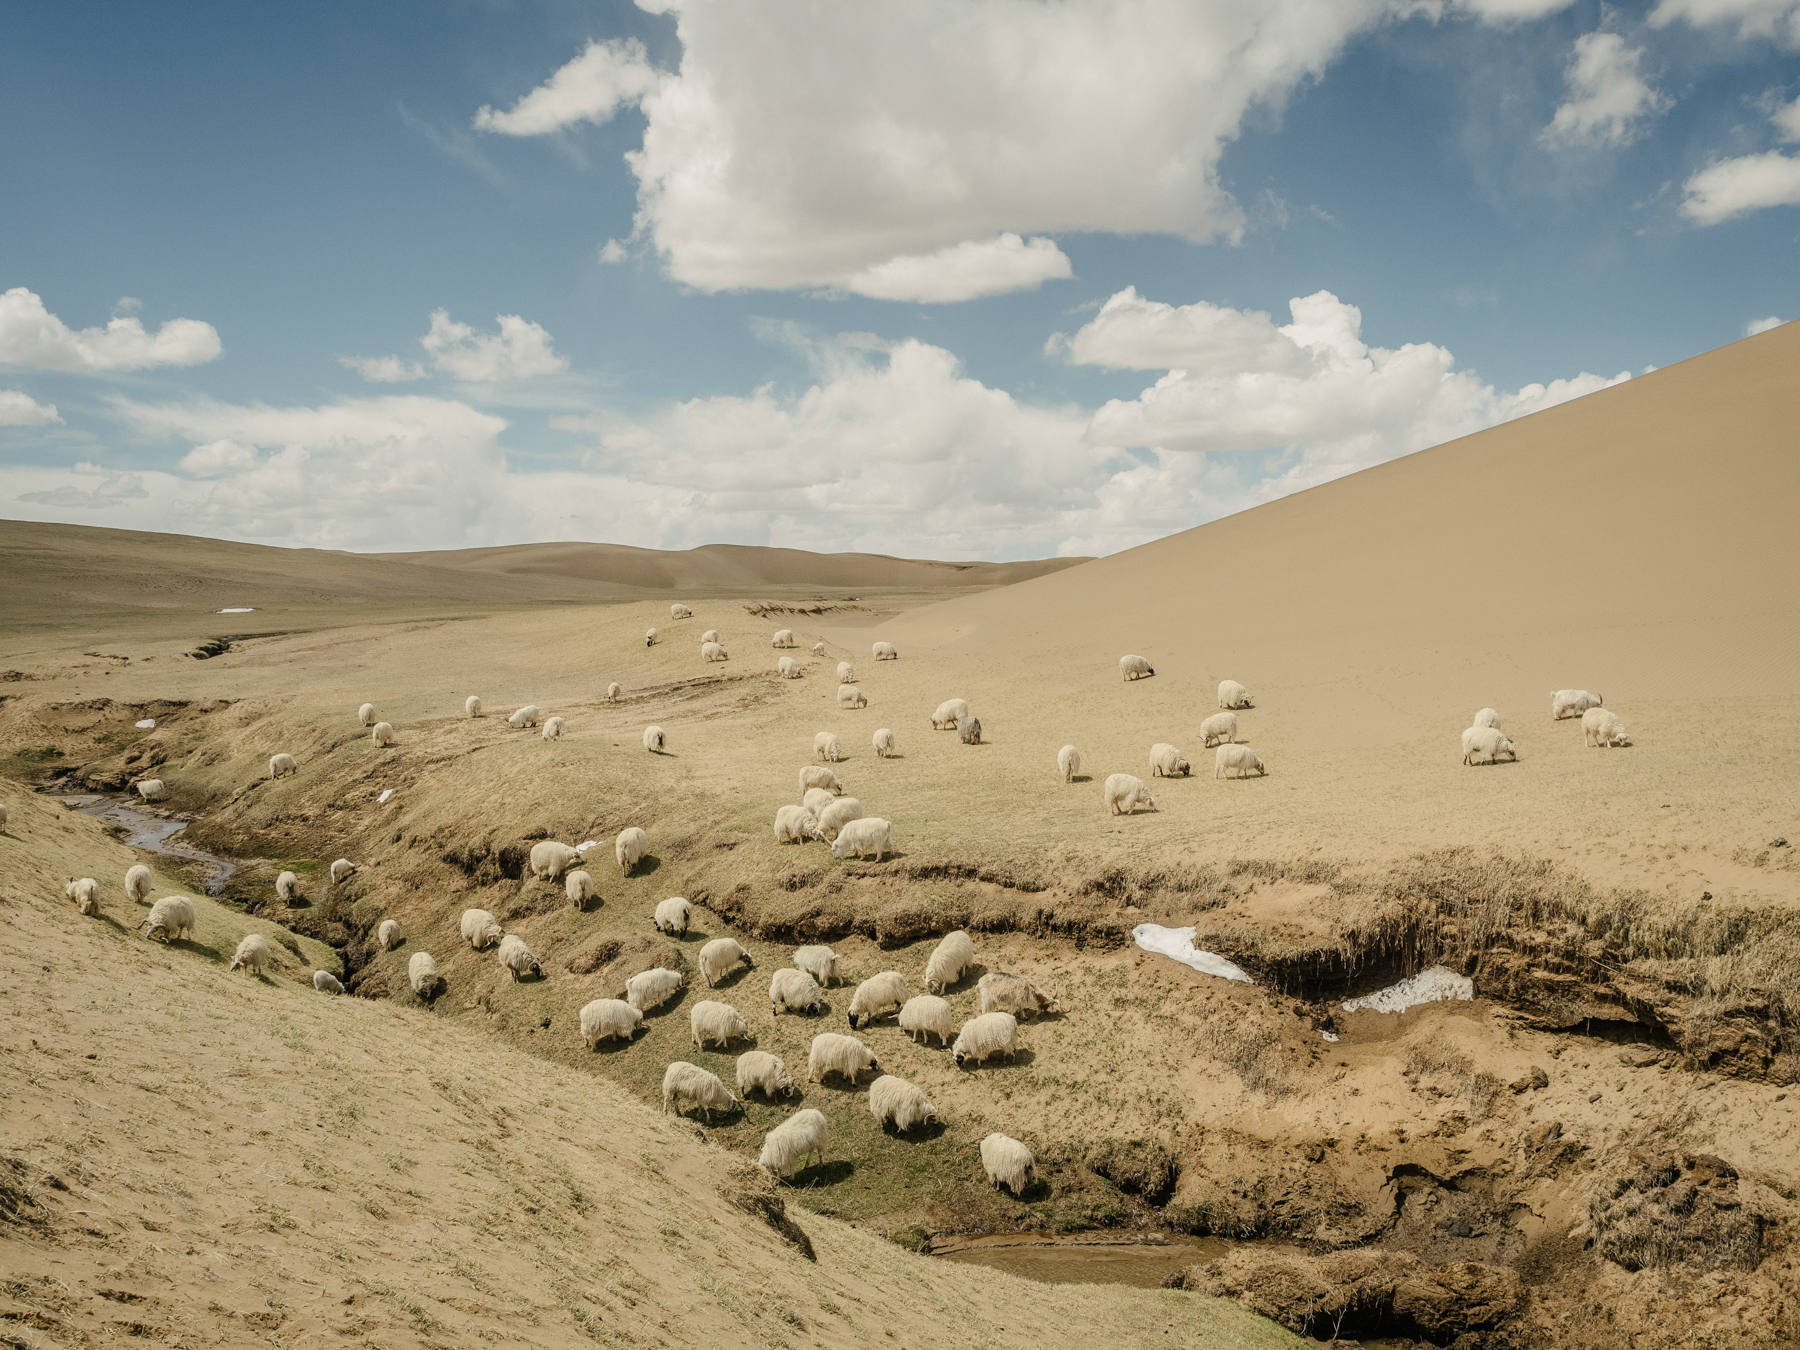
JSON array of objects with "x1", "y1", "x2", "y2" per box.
[
  {"x1": 1746, "y1": 315, "x2": 1786, "y2": 334},
  {"x1": 1047, "y1": 287, "x2": 1308, "y2": 374},
  {"x1": 177, "y1": 439, "x2": 260, "y2": 476},
  {"x1": 473, "y1": 38, "x2": 662, "y2": 136},
  {"x1": 1539, "y1": 33, "x2": 1671, "y2": 150},
  {"x1": 343, "y1": 310, "x2": 568, "y2": 385},
  {"x1": 338, "y1": 354, "x2": 427, "y2": 382},
  {"x1": 0, "y1": 287, "x2": 221, "y2": 372},
  {"x1": 0, "y1": 389, "x2": 62, "y2": 426},
  {"x1": 837, "y1": 234, "x2": 1072, "y2": 303},
  {"x1": 1680, "y1": 149, "x2": 1800, "y2": 223},
  {"x1": 17, "y1": 462, "x2": 150, "y2": 510},
  {"x1": 1649, "y1": 0, "x2": 1800, "y2": 46},
  {"x1": 1452, "y1": 0, "x2": 1577, "y2": 18}
]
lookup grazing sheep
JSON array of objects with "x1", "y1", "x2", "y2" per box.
[
  {"x1": 645, "y1": 627, "x2": 657, "y2": 647},
  {"x1": 671, "y1": 603, "x2": 692, "y2": 619},
  {"x1": 541, "y1": 716, "x2": 565, "y2": 740},
  {"x1": 774, "y1": 804, "x2": 816, "y2": 845},
  {"x1": 846, "y1": 971, "x2": 908, "y2": 1029},
  {"x1": 953, "y1": 1012, "x2": 1020, "y2": 1069},
  {"x1": 812, "y1": 642, "x2": 826, "y2": 655},
  {"x1": 793, "y1": 945, "x2": 841, "y2": 987},
  {"x1": 770, "y1": 967, "x2": 824, "y2": 1016},
  {"x1": 626, "y1": 966, "x2": 685, "y2": 1012},
  {"x1": 873, "y1": 642, "x2": 898, "y2": 660},
  {"x1": 1120, "y1": 655, "x2": 1154, "y2": 681},
  {"x1": 275, "y1": 871, "x2": 302, "y2": 905},
  {"x1": 978, "y1": 971, "x2": 1058, "y2": 1019},
  {"x1": 900, "y1": 994, "x2": 955, "y2": 1046},
  {"x1": 802, "y1": 787, "x2": 838, "y2": 818},
  {"x1": 371, "y1": 721, "x2": 397, "y2": 747},
  {"x1": 643, "y1": 724, "x2": 665, "y2": 752},
  {"x1": 799, "y1": 765, "x2": 842, "y2": 794},
  {"x1": 229, "y1": 933, "x2": 270, "y2": 974},
  {"x1": 1583, "y1": 707, "x2": 1631, "y2": 747},
  {"x1": 1104, "y1": 773, "x2": 1158, "y2": 815},
  {"x1": 1150, "y1": 742, "x2": 1191, "y2": 777},
  {"x1": 358, "y1": 703, "x2": 376, "y2": 726},
  {"x1": 1058, "y1": 744, "x2": 1081, "y2": 782},
  {"x1": 838, "y1": 685, "x2": 868, "y2": 709},
  {"x1": 616, "y1": 826, "x2": 649, "y2": 875},
  {"x1": 65, "y1": 877, "x2": 100, "y2": 915},
  {"x1": 0, "y1": 803, "x2": 7, "y2": 832},
  {"x1": 269, "y1": 752, "x2": 298, "y2": 779},
  {"x1": 1199, "y1": 712, "x2": 1238, "y2": 748},
  {"x1": 508, "y1": 705, "x2": 541, "y2": 729},
  {"x1": 409, "y1": 951, "x2": 441, "y2": 997},
  {"x1": 377, "y1": 918, "x2": 402, "y2": 949},
  {"x1": 606, "y1": 682, "x2": 622, "y2": 702},
  {"x1": 141, "y1": 895, "x2": 196, "y2": 943},
  {"x1": 758, "y1": 1108, "x2": 828, "y2": 1177},
  {"x1": 580, "y1": 998, "x2": 642, "y2": 1046},
  {"x1": 872, "y1": 727, "x2": 896, "y2": 758},
  {"x1": 778, "y1": 656, "x2": 802, "y2": 678},
  {"x1": 773, "y1": 629, "x2": 796, "y2": 648},
  {"x1": 736, "y1": 1051, "x2": 797, "y2": 1100},
  {"x1": 690, "y1": 999, "x2": 750, "y2": 1049},
  {"x1": 699, "y1": 937, "x2": 752, "y2": 987},
  {"x1": 1473, "y1": 707, "x2": 1502, "y2": 730},
  {"x1": 1218, "y1": 680, "x2": 1253, "y2": 709},
  {"x1": 1215, "y1": 744, "x2": 1267, "y2": 778},
  {"x1": 529, "y1": 840, "x2": 582, "y2": 882},
  {"x1": 807, "y1": 1032, "x2": 879, "y2": 1085},
  {"x1": 330, "y1": 858, "x2": 357, "y2": 885},
  {"x1": 654, "y1": 896, "x2": 692, "y2": 936},
  {"x1": 815, "y1": 731, "x2": 844, "y2": 762},
  {"x1": 125, "y1": 863, "x2": 152, "y2": 905},
  {"x1": 923, "y1": 931, "x2": 974, "y2": 994},
  {"x1": 702, "y1": 641, "x2": 729, "y2": 662},
  {"x1": 460, "y1": 908, "x2": 504, "y2": 950},
  {"x1": 662, "y1": 1062, "x2": 737, "y2": 1121},
  {"x1": 313, "y1": 970, "x2": 345, "y2": 995},
  {"x1": 565, "y1": 870, "x2": 594, "y2": 909},
  {"x1": 135, "y1": 778, "x2": 165, "y2": 801},
  {"x1": 810, "y1": 797, "x2": 864, "y2": 843},
  {"x1": 956, "y1": 716, "x2": 982, "y2": 744},
  {"x1": 466, "y1": 694, "x2": 483, "y2": 717},
  {"x1": 931, "y1": 698, "x2": 970, "y2": 729},
  {"x1": 979, "y1": 1133, "x2": 1038, "y2": 1196},
  {"x1": 1461, "y1": 726, "x2": 1517, "y2": 765},
  {"x1": 869, "y1": 1075, "x2": 938, "y2": 1133},
  {"x1": 837, "y1": 661, "x2": 855, "y2": 684},
  {"x1": 1552, "y1": 689, "x2": 1603, "y2": 720},
  {"x1": 701, "y1": 628, "x2": 719, "y2": 644}
]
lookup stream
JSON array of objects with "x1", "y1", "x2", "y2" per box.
[{"x1": 55, "y1": 791, "x2": 243, "y2": 895}]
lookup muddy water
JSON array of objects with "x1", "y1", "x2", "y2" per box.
[
  {"x1": 934, "y1": 1233, "x2": 1234, "y2": 1288},
  {"x1": 57, "y1": 793, "x2": 243, "y2": 895}
]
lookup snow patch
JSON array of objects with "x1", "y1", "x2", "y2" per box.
[
  {"x1": 1321, "y1": 1031, "x2": 1340, "y2": 1042},
  {"x1": 377, "y1": 789, "x2": 394, "y2": 804},
  {"x1": 1132, "y1": 924, "x2": 1252, "y2": 983},
  {"x1": 217, "y1": 607, "x2": 255, "y2": 613},
  {"x1": 134, "y1": 719, "x2": 156, "y2": 729},
  {"x1": 1342, "y1": 965, "x2": 1473, "y2": 1014}
]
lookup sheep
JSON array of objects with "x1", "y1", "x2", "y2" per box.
[
  {"x1": 1199, "y1": 712, "x2": 1238, "y2": 748},
  {"x1": 371, "y1": 721, "x2": 398, "y2": 746},
  {"x1": 923, "y1": 931, "x2": 974, "y2": 993},
  {"x1": 838, "y1": 685, "x2": 868, "y2": 709},
  {"x1": 580, "y1": 997, "x2": 642, "y2": 1046},
  {"x1": 276, "y1": 871, "x2": 302, "y2": 905},
  {"x1": 606, "y1": 682, "x2": 622, "y2": 702},
  {"x1": 460, "y1": 908, "x2": 504, "y2": 950},
  {"x1": 645, "y1": 627, "x2": 658, "y2": 647},
  {"x1": 1552, "y1": 689, "x2": 1603, "y2": 720},
  {"x1": 873, "y1": 641, "x2": 898, "y2": 660},
  {"x1": 1473, "y1": 707, "x2": 1502, "y2": 730},
  {"x1": 643, "y1": 725, "x2": 665, "y2": 752},
  {"x1": 699, "y1": 937, "x2": 752, "y2": 987},
  {"x1": 529, "y1": 840, "x2": 582, "y2": 882},
  {"x1": 0, "y1": 803, "x2": 7, "y2": 832},
  {"x1": 65, "y1": 877, "x2": 100, "y2": 915},
  {"x1": 1461, "y1": 726, "x2": 1517, "y2": 765},
  {"x1": 1581, "y1": 707, "x2": 1632, "y2": 747},
  {"x1": 810, "y1": 797, "x2": 864, "y2": 843},
  {"x1": 899, "y1": 994, "x2": 955, "y2": 1046},
  {"x1": 931, "y1": 698, "x2": 969, "y2": 729},
  {"x1": 1057, "y1": 744, "x2": 1080, "y2": 782},
  {"x1": 774, "y1": 805, "x2": 816, "y2": 845},
  {"x1": 229, "y1": 933, "x2": 270, "y2": 974},
  {"x1": 956, "y1": 716, "x2": 982, "y2": 744},
  {"x1": 1218, "y1": 680, "x2": 1253, "y2": 709},
  {"x1": 846, "y1": 971, "x2": 908, "y2": 1029},
  {"x1": 508, "y1": 705, "x2": 541, "y2": 729},
  {"x1": 377, "y1": 918, "x2": 402, "y2": 949},
  {"x1": 773, "y1": 629, "x2": 796, "y2": 648},
  {"x1": 135, "y1": 778, "x2": 165, "y2": 801},
  {"x1": 541, "y1": 716, "x2": 565, "y2": 740},
  {"x1": 565, "y1": 870, "x2": 594, "y2": 909},
  {"x1": 758, "y1": 1108, "x2": 828, "y2": 1177},
  {"x1": 466, "y1": 694, "x2": 483, "y2": 717},
  {"x1": 778, "y1": 656, "x2": 802, "y2": 678},
  {"x1": 626, "y1": 966, "x2": 685, "y2": 1012},
  {"x1": 654, "y1": 896, "x2": 692, "y2": 936},
  {"x1": 802, "y1": 786, "x2": 838, "y2": 817},
  {"x1": 269, "y1": 752, "x2": 298, "y2": 779},
  {"x1": 1120, "y1": 655, "x2": 1154, "y2": 681},
  {"x1": 1150, "y1": 742, "x2": 1191, "y2": 777},
  {"x1": 690, "y1": 999, "x2": 750, "y2": 1049},
  {"x1": 358, "y1": 703, "x2": 376, "y2": 726},
  {"x1": 671, "y1": 603, "x2": 692, "y2": 620},
  {"x1": 330, "y1": 858, "x2": 358, "y2": 885},
  {"x1": 799, "y1": 765, "x2": 842, "y2": 794},
  {"x1": 811, "y1": 642, "x2": 826, "y2": 655},
  {"x1": 701, "y1": 628, "x2": 720, "y2": 644},
  {"x1": 793, "y1": 945, "x2": 841, "y2": 987},
  {"x1": 702, "y1": 641, "x2": 729, "y2": 663},
  {"x1": 125, "y1": 863, "x2": 152, "y2": 905},
  {"x1": 953, "y1": 1012, "x2": 1019, "y2": 1069},
  {"x1": 872, "y1": 727, "x2": 896, "y2": 758},
  {"x1": 807, "y1": 1032, "x2": 879, "y2": 1085},
  {"x1": 978, "y1": 971, "x2": 1058, "y2": 1019},
  {"x1": 662, "y1": 1062, "x2": 737, "y2": 1121},
  {"x1": 1104, "y1": 773, "x2": 1158, "y2": 815},
  {"x1": 837, "y1": 661, "x2": 855, "y2": 684},
  {"x1": 979, "y1": 1133, "x2": 1037, "y2": 1196},
  {"x1": 736, "y1": 1051, "x2": 797, "y2": 1100},
  {"x1": 409, "y1": 951, "x2": 441, "y2": 997},
  {"x1": 770, "y1": 967, "x2": 824, "y2": 1016},
  {"x1": 815, "y1": 731, "x2": 844, "y2": 762},
  {"x1": 869, "y1": 1075, "x2": 938, "y2": 1133},
  {"x1": 616, "y1": 826, "x2": 649, "y2": 875},
  {"x1": 313, "y1": 970, "x2": 345, "y2": 995},
  {"x1": 141, "y1": 895, "x2": 196, "y2": 942},
  {"x1": 1215, "y1": 744, "x2": 1267, "y2": 778}
]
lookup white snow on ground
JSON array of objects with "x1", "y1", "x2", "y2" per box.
[
  {"x1": 377, "y1": 789, "x2": 394, "y2": 804},
  {"x1": 217, "y1": 607, "x2": 255, "y2": 613},
  {"x1": 1342, "y1": 965, "x2": 1473, "y2": 1014},
  {"x1": 135, "y1": 719, "x2": 155, "y2": 729},
  {"x1": 1132, "y1": 923, "x2": 1252, "y2": 983}
]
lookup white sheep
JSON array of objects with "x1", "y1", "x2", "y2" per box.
[
  {"x1": 812, "y1": 641, "x2": 826, "y2": 655},
  {"x1": 773, "y1": 629, "x2": 796, "y2": 648},
  {"x1": 1473, "y1": 707, "x2": 1502, "y2": 730},
  {"x1": 1199, "y1": 712, "x2": 1238, "y2": 747},
  {"x1": 1552, "y1": 689, "x2": 1603, "y2": 720},
  {"x1": 869, "y1": 1075, "x2": 938, "y2": 1133},
  {"x1": 125, "y1": 863, "x2": 152, "y2": 905},
  {"x1": 565, "y1": 870, "x2": 594, "y2": 909},
  {"x1": 358, "y1": 703, "x2": 376, "y2": 726},
  {"x1": 931, "y1": 698, "x2": 970, "y2": 729},
  {"x1": 662, "y1": 1062, "x2": 737, "y2": 1121},
  {"x1": 957, "y1": 716, "x2": 982, "y2": 744},
  {"x1": 508, "y1": 705, "x2": 541, "y2": 729},
  {"x1": 1582, "y1": 708, "x2": 1631, "y2": 747},
  {"x1": 229, "y1": 933, "x2": 270, "y2": 974},
  {"x1": 793, "y1": 945, "x2": 841, "y2": 987},
  {"x1": 923, "y1": 931, "x2": 974, "y2": 993},
  {"x1": 953, "y1": 1012, "x2": 1020, "y2": 1069},
  {"x1": 978, "y1": 971, "x2": 1058, "y2": 1019},
  {"x1": 778, "y1": 656, "x2": 802, "y2": 678},
  {"x1": 699, "y1": 937, "x2": 752, "y2": 987},
  {"x1": 1215, "y1": 744, "x2": 1267, "y2": 778},
  {"x1": 616, "y1": 826, "x2": 648, "y2": 874},
  {"x1": 807, "y1": 1032, "x2": 879, "y2": 1085},
  {"x1": 643, "y1": 724, "x2": 665, "y2": 752},
  {"x1": 499, "y1": 930, "x2": 544, "y2": 980},
  {"x1": 872, "y1": 727, "x2": 896, "y2": 757},
  {"x1": 371, "y1": 721, "x2": 397, "y2": 747},
  {"x1": 979, "y1": 1133, "x2": 1038, "y2": 1196},
  {"x1": 541, "y1": 716, "x2": 565, "y2": 740},
  {"x1": 466, "y1": 694, "x2": 483, "y2": 717},
  {"x1": 330, "y1": 858, "x2": 358, "y2": 885},
  {"x1": 837, "y1": 685, "x2": 868, "y2": 709},
  {"x1": 810, "y1": 797, "x2": 864, "y2": 843},
  {"x1": 460, "y1": 908, "x2": 504, "y2": 950},
  {"x1": 671, "y1": 603, "x2": 693, "y2": 620},
  {"x1": 873, "y1": 642, "x2": 898, "y2": 661},
  {"x1": 580, "y1": 997, "x2": 642, "y2": 1046},
  {"x1": 645, "y1": 627, "x2": 658, "y2": 647},
  {"x1": 377, "y1": 918, "x2": 402, "y2": 949},
  {"x1": 702, "y1": 641, "x2": 729, "y2": 663},
  {"x1": 606, "y1": 682, "x2": 622, "y2": 702},
  {"x1": 1461, "y1": 726, "x2": 1517, "y2": 765},
  {"x1": 269, "y1": 752, "x2": 298, "y2": 779},
  {"x1": 0, "y1": 803, "x2": 7, "y2": 832},
  {"x1": 529, "y1": 840, "x2": 581, "y2": 881},
  {"x1": 135, "y1": 778, "x2": 165, "y2": 801},
  {"x1": 837, "y1": 661, "x2": 855, "y2": 684},
  {"x1": 275, "y1": 870, "x2": 302, "y2": 905},
  {"x1": 736, "y1": 1051, "x2": 797, "y2": 1100},
  {"x1": 1120, "y1": 655, "x2": 1154, "y2": 681},
  {"x1": 799, "y1": 765, "x2": 842, "y2": 795},
  {"x1": 654, "y1": 896, "x2": 692, "y2": 936},
  {"x1": 64, "y1": 877, "x2": 100, "y2": 916},
  {"x1": 141, "y1": 895, "x2": 195, "y2": 943},
  {"x1": 1150, "y1": 742, "x2": 1191, "y2": 777},
  {"x1": 899, "y1": 994, "x2": 955, "y2": 1046},
  {"x1": 409, "y1": 951, "x2": 441, "y2": 997},
  {"x1": 846, "y1": 971, "x2": 908, "y2": 1029},
  {"x1": 626, "y1": 966, "x2": 685, "y2": 1012},
  {"x1": 814, "y1": 731, "x2": 844, "y2": 762},
  {"x1": 774, "y1": 805, "x2": 816, "y2": 845},
  {"x1": 1057, "y1": 744, "x2": 1081, "y2": 782},
  {"x1": 689, "y1": 999, "x2": 750, "y2": 1049},
  {"x1": 701, "y1": 628, "x2": 720, "y2": 644},
  {"x1": 770, "y1": 967, "x2": 823, "y2": 1016},
  {"x1": 313, "y1": 970, "x2": 345, "y2": 995},
  {"x1": 1218, "y1": 680, "x2": 1253, "y2": 709},
  {"x1": 758, "y1": 1108, "x2": 828, "y2": 1177},
  {"x1": 1104, "y1": 773, "x2": 1158, "y2": 815}
]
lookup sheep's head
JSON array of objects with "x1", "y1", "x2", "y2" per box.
[{"x1": 846, "y1": 1012, "x2": 862, "y2": 1029}]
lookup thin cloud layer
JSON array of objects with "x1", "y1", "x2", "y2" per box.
[
  {"x1": 0, "y1": 287, "x2": 221, "y2": 372},
  {"x1": 1649, "y1": 0, "x2": 1800, "y2": 45},
  {"x1": 474, "y1": 38, "x2": 662, "y2": 135}
]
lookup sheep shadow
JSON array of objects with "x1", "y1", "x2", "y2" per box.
[
  {"x1": 788, "y1": 1159, "x2": 854, "y2": 1188},
  {"x1": 957, "y1": 1048, "x2": 1037, "y2": 1072},
  {"x1": 1069, "y1": 774, "x2": 1092, "y2": 783},
  {"x1": 702, "y1": 965, "x2": 754, "y2": 991},
  {"x1": 879, "y1": 1118, "x2": 949, "y2": 1144},
  {"x1": 938, "y1": 964, "x2": 986, "y2": 994},
  {"x1": 626, "y1": 856, "x2": 663, "y2": 877},
  {"x1": 642, "y1": 989, "x2": 690, "y2": 1017},
  {"x1": 586, "y1": 1032, "x2": 639, "y2": 1056},
  {"x1": 810, "y1": 1075, "x2": 874, "y2": 1095}
]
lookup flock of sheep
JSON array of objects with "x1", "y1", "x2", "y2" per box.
[{"x1": 1459, "y1": 690, "x2": 1630, "y2": 766}]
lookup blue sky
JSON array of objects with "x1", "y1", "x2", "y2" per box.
[{"x1": 1, "y1": 0, "x2": 1795, "y2": 558}]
